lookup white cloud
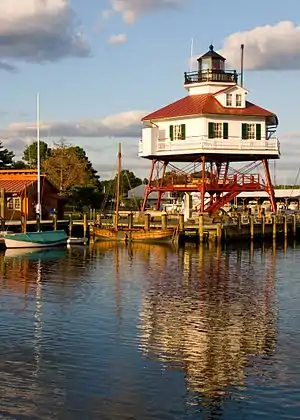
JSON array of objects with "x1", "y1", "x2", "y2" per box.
[
  {"x1": 105, "y1": 0, "x2": 186, "y2": 23},
  {"x1": 107, "y1": 33, "x2": 128, "y2": 45},
  {"x1": 221, "y1": 21, "x2": 300, "y2": 71},
  {"x1": 0, "y1": 0, "x2": 90, "y2": 71},
  {"x1": 190, "y1": 21, "x2": 300, "y2": 71},
  {"x1": 2, "y1": 110, "x2": 146, "y2": 139}
]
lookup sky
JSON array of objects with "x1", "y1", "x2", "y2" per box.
[{"x1": 0, "y1": 0, "x2": 300, "y2": 183}]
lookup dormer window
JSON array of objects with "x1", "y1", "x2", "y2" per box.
[
  {"x1": 226, "y1": 94, "x2": 232, "y2": 107},
  {"x1": 236, "y1": 94, "x2": 242, "y2": 107}
]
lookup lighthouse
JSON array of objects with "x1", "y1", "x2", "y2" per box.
[{"x1": 139, "y1": 45, "x2": 279, "y2": 213}]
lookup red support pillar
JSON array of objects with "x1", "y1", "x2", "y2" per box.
[
  {"x1": 141, "y1": 159, "x2": 156, "y2": 211},
  {"x1": 262, "y1": 159, "x2": 276, "y2": 213},
  {"x1": 200, "y1": 156, "x2": 206, "y2": 213},
  {"x1": 156, "y1": 161, "x2": 168, "y2": 211}
]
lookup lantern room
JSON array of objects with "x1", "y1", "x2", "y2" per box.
[
  {"x1": 198, "y1": 44, "x2": 225, "y2": 71},
  {"x1": 184, "y1": 44, "x2": 238, "y2": 86}
]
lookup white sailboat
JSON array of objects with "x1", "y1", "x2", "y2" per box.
[{"x1": 4, "y1": 93, "x2": 68, "y2": 249}]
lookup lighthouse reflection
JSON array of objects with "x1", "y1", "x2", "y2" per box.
[{"x1": 137, "y1": 243, "x2": 277, "y2": 409}]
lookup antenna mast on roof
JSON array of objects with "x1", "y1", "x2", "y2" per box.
[
  {"x1": 189, "y1": 37, "x2": 194, "y2": 72},
  {"x1": 240, "y1": 44, "x2": 244, "y2": 87}
]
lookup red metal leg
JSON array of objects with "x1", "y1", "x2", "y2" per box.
[
  {"x1": 200, "y1": 156, "x2": 205, "y2": 212},
  {"x1": 141, "y1": 159, "x2": 156, "y2": 211},
  {"x1": 156, "y1": 161, "x2": 168, "y2": 210},
  {"x1": 262, "y1": 159, "x2": 276, "y2": 212}
]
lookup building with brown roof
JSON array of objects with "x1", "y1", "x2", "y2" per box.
[{"x1": 0, "y1": 169, "x2": 65, "y2": 220}]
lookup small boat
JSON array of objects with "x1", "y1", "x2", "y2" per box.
[
  {"x1": 91, "y1": 226, "x2": 175, "y2": 243},
  {"x1": 3, "y1": 230, "x2": 68, "y2": 249},
  {"x1": 67, "y1": 237, "x2": 89, "y2": 245},
  {"x1": 92, "y1": 143, "x2": 176, "y2": 244}
]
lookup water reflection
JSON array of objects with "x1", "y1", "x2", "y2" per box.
[
  {"x1": 0, "y1": 241, "x2": 296, "y2": 419},
  {"x1": 137, "y1": 243, "x2": 278, "y2": 409}
]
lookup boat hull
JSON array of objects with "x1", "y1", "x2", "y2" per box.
[
  {"x1": 92, "y1": 226, "x2": 175, "y2": 243},
  {"x1": 4, "y1": 230, "x2": 68, "y2": 249}
]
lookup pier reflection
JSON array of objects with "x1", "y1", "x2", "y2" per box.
[{"x1": 137, "y1": 243, "x2": 277, "y2": 410}]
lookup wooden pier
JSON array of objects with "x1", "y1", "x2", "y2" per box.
[{"x1": 2, "y1": 211, "x2": 300, "y2": 244}]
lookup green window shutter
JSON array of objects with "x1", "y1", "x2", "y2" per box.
[
  {"x1": 256, "y1": 124, "x2": 261, "y2": 140},
  {"x1": 242, "y1": 123, "x2": 247, "y2": 140},
  {"x1": 181, "y1": 124, "x2": 186, "y2": 140},
  {"x1": 208, "y1": 122, "x2": 214, "y2": 139},
  {"x1": 223, "y1": 122, "x2": 228, "y2": 139},
  {"x1": 169, "y1": 125, "x2": 174, "y2": 141}
]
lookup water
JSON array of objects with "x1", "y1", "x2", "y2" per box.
[{"x1": 0, "y1": 242, "x2": 300, "y2": 419}]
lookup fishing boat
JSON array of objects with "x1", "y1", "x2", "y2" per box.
[
  {"x1": 92, "y1": 143, "x2": 176, "y2": 243},
  {"x1": 3, "y1": 93, "x2": 67, "y2": 249}
]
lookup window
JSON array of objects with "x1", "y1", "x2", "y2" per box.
[
  {"x1": 242, "y1": 123, "x2": 262, "y2": 140},
  {"x1": 169, "y1": 124, "x2": 186, "y2": 140},
  {"x1": 208, "y1": 122, "x2": 229, "y2": 139},
  {"x1": 236, "y1": 94, "x2": 242, "y2": 107},
  {"x1": 7, "y1": 197, "x2": 21, "y2": 211},
  {"x1": 226, "y1": 94, "x2": 232, "y2": 107}
]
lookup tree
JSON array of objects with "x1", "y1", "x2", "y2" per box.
[
  {"x1": 120, "y1": 170, "x2": 142, "y2": 195},
  {"x1": 23, "y1": 141, "x2": 51, "y2": 168},
  {"x1": 0, "y1": 142, "x2": 14, "y2": 168},
  {"x1": 12, "y1": 160, "x2": 28, "y2": 169},
  {"x1": 42, "y1": 143, "x2": 88, "y2": 192},
  {"x1": 69, "y1": 146, "x2": 100, "y2": 189}
]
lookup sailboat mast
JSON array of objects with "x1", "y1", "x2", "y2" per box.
[
  {"x1": 114, "y1": 142, "x2": 121, "y2": 229},
  {"x1": 36, "y1": 93, "x2": 41, "y2": 220}
]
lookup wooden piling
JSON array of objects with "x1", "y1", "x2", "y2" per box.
[
  {"x1": 198, "y1": 214, "x2": 204, "y2": 243},
  {"x1": 21, "y1": 213, "x2": 27, "y2": 233},
  {"x1": 261, "y1": 215, "x2": 265, "y2": 237},
  {"x1": 272, "y1": 214, "x2": 277, "y2": 240},
  {"x1": 179, "y1": 214, "x2": 184, "y2": 232},
  {"x1": 144, "y1": 213, "x2": 150, "y2": 230},
  {"x1": 283, "y1": 215, "x2": 288, "y2": 238},
  {"x1": 161, "y1": 213, "x2": 168, "y2": 230},
  {"x1": 293, "y1": 214, "x2": 297, "y2": 237},
  {"x1": 53, "y1": 213, "x2": 57, "y2": 230},
  {"x1": 83, "y1": 212, "x2": 88, "y2": 240},
  {"x1": 249, "y1": 215, "x2": 254, "y2": 239},
  {"x1": 69, "y1": 214, "x2": 73, "y2": 237},
  {"x1": 128, "y1": 212, "x2": 133, "y2": 229},
  {"x1": 96, "y1": 213, "x2": 101, "y2": 226},
  {"x1": 216, "y1": 223, "x2": 222, "y2": 244},
  {"x1": 237, "y1": 213, "x2": 242, "y2": 232}
]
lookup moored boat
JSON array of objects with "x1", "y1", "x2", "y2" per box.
[
  {"x1": 92, "y1": 143, "x2": 177, "y2": 244},
  {"x1": 91, "y1": 226, "x2": 175, "y2": 243},
  {"x1": 3, "y1": 230, "x2": 68, "y2": 249}
]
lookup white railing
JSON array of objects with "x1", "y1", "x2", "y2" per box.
[{"x1": 155, "y1": 136, "x2": 280, "y2": 153}]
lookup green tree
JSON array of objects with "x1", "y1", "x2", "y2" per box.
[
  {"x1": 22, "y1": 141, "x2": 52, "y2": 168},
  {"x1": 0, "y1": 142, "x2": 14, "y2": 168},
  {"x1": 69, "y1": 146, "x2": 101, "y2": 189},
  {"x1": 42, "y1": 143, "x2": 88, "y2": 192},
  {"x1": 12, "y1": 160, "x2": 28, "y2": 169}
]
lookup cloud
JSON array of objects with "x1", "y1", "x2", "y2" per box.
[
  {"x1": 107, "y1": 33, "x2": 128, "y2": 45},
  {"x1": 104, "y1": 0, "x2": 186, "y2": 24},
  {"x1": 0, "y1": 0, "x2": 90, "y2": 71},
  {"x1": 2, "y1": 110, "x2": 146, "y2": 139},
  {"x1": 221, "y1": 21, "x2": 300, "y2": 71}
]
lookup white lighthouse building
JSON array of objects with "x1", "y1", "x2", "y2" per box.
[{"x1": 139, "y1": 45, "x2": 279, "y2": 213}]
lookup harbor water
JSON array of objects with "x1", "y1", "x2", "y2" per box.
[{"x1": 0, "y1": 242, "x2": 299, "y2": 419}]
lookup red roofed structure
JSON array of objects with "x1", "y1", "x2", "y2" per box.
[
  {"x1": 0, "y1": 170, "x2": 65, "y2": 220},
  {"x1": 139, "y1": 44, "x2": 280, "y2": 214}
]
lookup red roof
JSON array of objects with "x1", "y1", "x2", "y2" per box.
[
  {"x1": 0, "y1": 179, "x2": 35, "y2": 193},
  {"x1": 142, "y1": 94, "x2": 277, "y2": 122}
]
